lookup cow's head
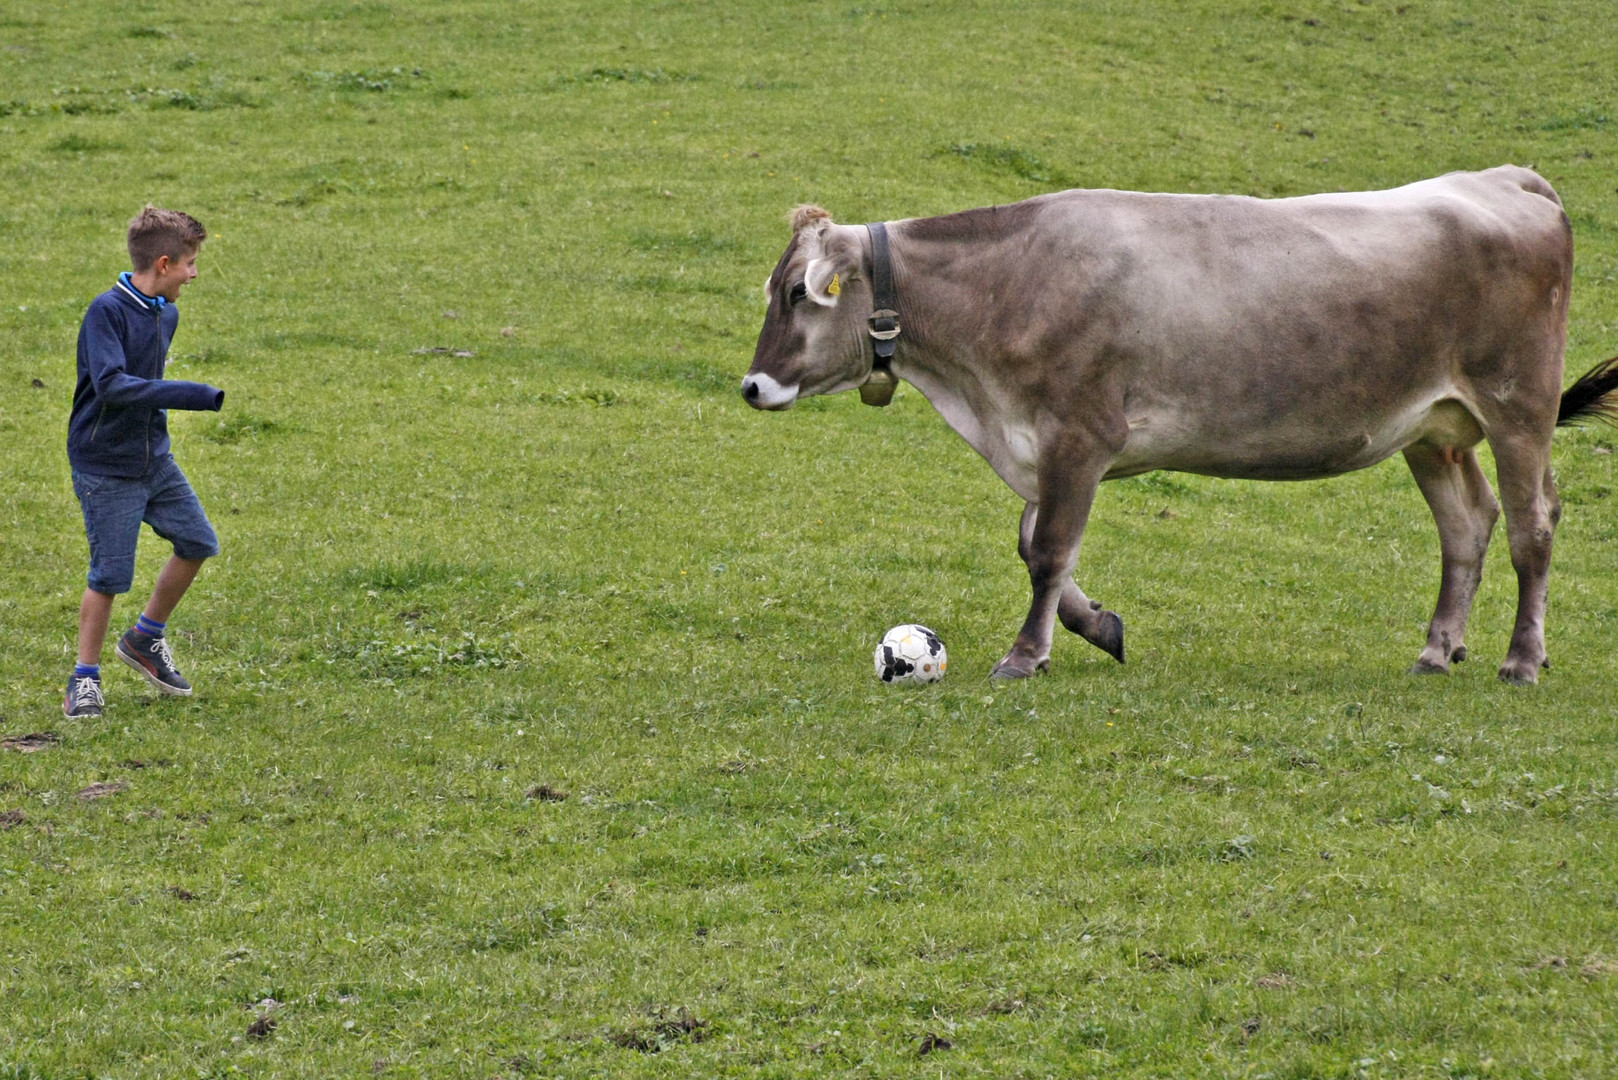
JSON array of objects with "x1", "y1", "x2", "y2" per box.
[{"x1": 742, "y1": 206, "x2": 873, "y2": 410}]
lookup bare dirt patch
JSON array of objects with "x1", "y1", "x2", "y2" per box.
[
  {"x1": 608, "y1": 1007, "x2": 706, "y2": 1053},
  {"x1": 1581, "y1": 956, "x2": 1618, "y2": 979},
  {"x1": 246, "y1": 1015, "x2": 277, "y2": 1040},
  {"x1": 77, "y1": 781, "x2": 127, "y2": 801},
  {"x1": 917, "y1": 1032, "x2": 954, "y2": 1056},
  {"x1": 980, "y1": 996, "x2": 1028, "y2": 1015},
  {"x1": 3, "y1": 732, "x2": 61, "y2": 753},
  {"x1": 526, "y1": 784, "x2": 568, "y2": 802},
  {"x1": 0, "y1": 809, "x2": 25, "y2": 830},
  {"x1": 1256, "y1": 972, "x2": 1296, "y2": 989}
]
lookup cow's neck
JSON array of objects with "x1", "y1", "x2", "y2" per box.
[{"x1": 878, "y1": 221, "x2": 1043, "y2": 501}]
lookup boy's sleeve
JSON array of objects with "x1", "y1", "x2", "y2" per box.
[{"x1": 83, "y1": 304, "x2": 224, "y2": 411}]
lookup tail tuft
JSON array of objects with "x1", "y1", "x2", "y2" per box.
[{"x1": 1557, "y1": 355, "x2": 1618, "y2": 428}]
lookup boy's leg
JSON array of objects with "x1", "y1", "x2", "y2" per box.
[
  {"x1": 69, "y1": 469, "x2": 143, "y2": 718},
  {"x1": 78, "y1": 589, "x2": 115, "y2": 665},
  {"x1": 67, "y1": 588, "x2": 116, "y2": 717},
  {"x1": 145, "y1": 555, "x2": 207, "y2": 624},
  {"x1": 116, "y1": 458, "x2": 218, "y2": 696}
]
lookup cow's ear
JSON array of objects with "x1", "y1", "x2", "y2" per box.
[{"x1": 803, "y1": 257, "x2": 847, "y2": 308}]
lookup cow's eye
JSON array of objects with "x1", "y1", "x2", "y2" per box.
[{"x1": 788, "y1": 282, "x2": 808, "y2": 306}]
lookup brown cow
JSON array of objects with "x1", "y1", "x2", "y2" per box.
[{"x1": 742, "y1": 166, "x2": 1618, "y2": 682}]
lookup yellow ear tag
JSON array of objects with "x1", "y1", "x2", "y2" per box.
[{"x1": 827, "y1": 273, "x2": 841, "y2": 296}]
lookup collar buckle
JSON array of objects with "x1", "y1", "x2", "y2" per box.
[{"x1": 867, "y1": 310, "x2": 901, "y2": 342}]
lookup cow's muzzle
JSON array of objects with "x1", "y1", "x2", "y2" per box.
[{"x1": 741, "y1": 372, "x2": 798, "y2": 410}]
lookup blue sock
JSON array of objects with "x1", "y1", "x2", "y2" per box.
[
  {"x1": 74, "y1": 663, "x2": 100, "y2": 680},
  {"x1": 135, "y1": 614, "x2": 166, "y2": 638}
]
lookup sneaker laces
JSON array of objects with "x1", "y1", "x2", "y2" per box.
[
  {"x1": 152, "y1": 636, "x2": 177, "y2": 671},
  {"x1": 70, "y1": 676, "x2": 104, "y2": 710}
]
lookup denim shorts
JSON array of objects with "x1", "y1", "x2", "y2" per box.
[{"x1": 72, "y1": 456, "x2": 220, "y2": 595}]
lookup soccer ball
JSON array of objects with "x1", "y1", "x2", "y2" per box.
[{"x1": 874, "y1": 624, "x2": 947, "y2": 684}]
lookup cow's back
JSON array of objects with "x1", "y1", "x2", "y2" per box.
[{"x1": 961, "y1": 167, "x2": 1573, "y2": 480}]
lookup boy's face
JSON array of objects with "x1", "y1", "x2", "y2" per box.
[{"x1": 149, "y1": 247, "x2": 200, "y2": 302}]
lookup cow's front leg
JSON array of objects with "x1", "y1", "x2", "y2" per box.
[
  {"x1": 992, "y1": 457, "x2": 1108, "y2": 679},
  {"x1": 1014, "y1": 502, "x2": 1125, "y2": 664}
]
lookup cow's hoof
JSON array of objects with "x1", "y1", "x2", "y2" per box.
[
  {"x1": 1060, "y1": 607, "x2": 1126, "y2": 663},
  {"x1": 1409, "y1": 659, "x2": 1449, "y2": 676},
  {"x1": 990, "y1": 654, "x2": 1047, "y2": 680},
  {"x1": 1450, "y1": 645, "x2": 1468, "y2": 663},
  {"x1": 1497, "y1": 660, "x2": 1541, "y2": 685},
  {"x1": 1092, "y1": 611, "x2": 1125, "y2": 663}
]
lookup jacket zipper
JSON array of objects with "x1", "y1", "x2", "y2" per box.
[{"x1": 145, "y1": 303, "x2": 161, "y2": 471}]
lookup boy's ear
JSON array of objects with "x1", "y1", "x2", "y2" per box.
[{"x1": 803, "y1": 256, "x2": 853, "y2": 308}]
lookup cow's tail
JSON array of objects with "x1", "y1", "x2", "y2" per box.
[{"x1": 1557, "y1": 355, "x2": 1618, "y2": 428}]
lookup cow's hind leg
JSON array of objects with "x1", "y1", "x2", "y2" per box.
[
  {"x1": 1403, "y1": 442, "x2": 1499, "y2": 674},
  {"x1": 1015, "y1": 503, "x2": 1125, "y2": 663},
  {"x1": 1491, "y1": 433, "x2": 1561, "y2": 684}
]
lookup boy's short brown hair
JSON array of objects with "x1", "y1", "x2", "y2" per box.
[{"x1": 127, "y1": 205, "x2": 207, "y2": 272}]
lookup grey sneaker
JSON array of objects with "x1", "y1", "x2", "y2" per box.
[
  {"x1": 64, "y1": 674, "x2": 105, "y2": 718},
  {"x1": 116, "y1": 628, "x2": 193, "y2": 696}
]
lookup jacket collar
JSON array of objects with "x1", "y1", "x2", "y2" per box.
[{"x1": 116, "y1": 272, "x2": 168, "y2": 312}]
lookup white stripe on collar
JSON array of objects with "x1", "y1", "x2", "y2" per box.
[{"x1": 115, "y1": 275, "x2": 165, "y2": 310}]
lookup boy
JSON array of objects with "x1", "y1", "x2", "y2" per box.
[{"x1": 64, "y1": 206, "x2": 225, "y2": 719}]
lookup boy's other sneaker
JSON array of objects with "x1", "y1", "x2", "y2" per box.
[
  {"x1": 116, "y1": 628, "x2": 193, "y2": 696},
  {"x1": 64, "y1": 674, "x2": 105, "y2": 718}
]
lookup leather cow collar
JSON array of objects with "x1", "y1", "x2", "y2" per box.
[{"x1": 860, "y1": 221, "x2": 900, "y2": 407}]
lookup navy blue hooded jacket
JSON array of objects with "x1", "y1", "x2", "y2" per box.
[{"x1": 67, "y1": 275, "x2": 224, "y2": 477}]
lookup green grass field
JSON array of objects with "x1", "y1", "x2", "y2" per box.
[{"x1": 3, "y1": 1, "x2": 1618, "y2": 1076}]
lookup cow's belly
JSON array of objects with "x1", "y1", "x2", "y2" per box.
[{"x1": 1107, "y1": 395, "x2": 1485, "y2": 482}]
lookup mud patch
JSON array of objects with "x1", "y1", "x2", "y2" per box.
[
  {"x1": 77, "y1": 781, "x2": 127, "y2": 801},
  {"x1": 168, "y1": 886, "x2": 198, "y2": 902},
  {"x1": 246, "y1": 1015, "x2": 277, "y2": 1040},
  {"x1": 609, "y1": 1007, "x2": 706, "y2": 1053},
  {"x1": 917, "y1": 1032, "x2": 953, "y2": 1056},
  {"x1": 979, "y1": 996, "x2": 1028, "y2": 1015},
  {"x1": 0, "y1": 809, "x2": 24, "y2": 830},
  {"x1": 1141, "y1": 948, "x2": 1206, "y2": 971},
  {"x1": 526, "y1": 784, "x2": 568, "y2": 802},
  {"x1": 1581, "y1": 956, "x2": 1618, "y2": 978},
  {"x1": 3, "y1": 731, "x2": 61, "y2": 753}
]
